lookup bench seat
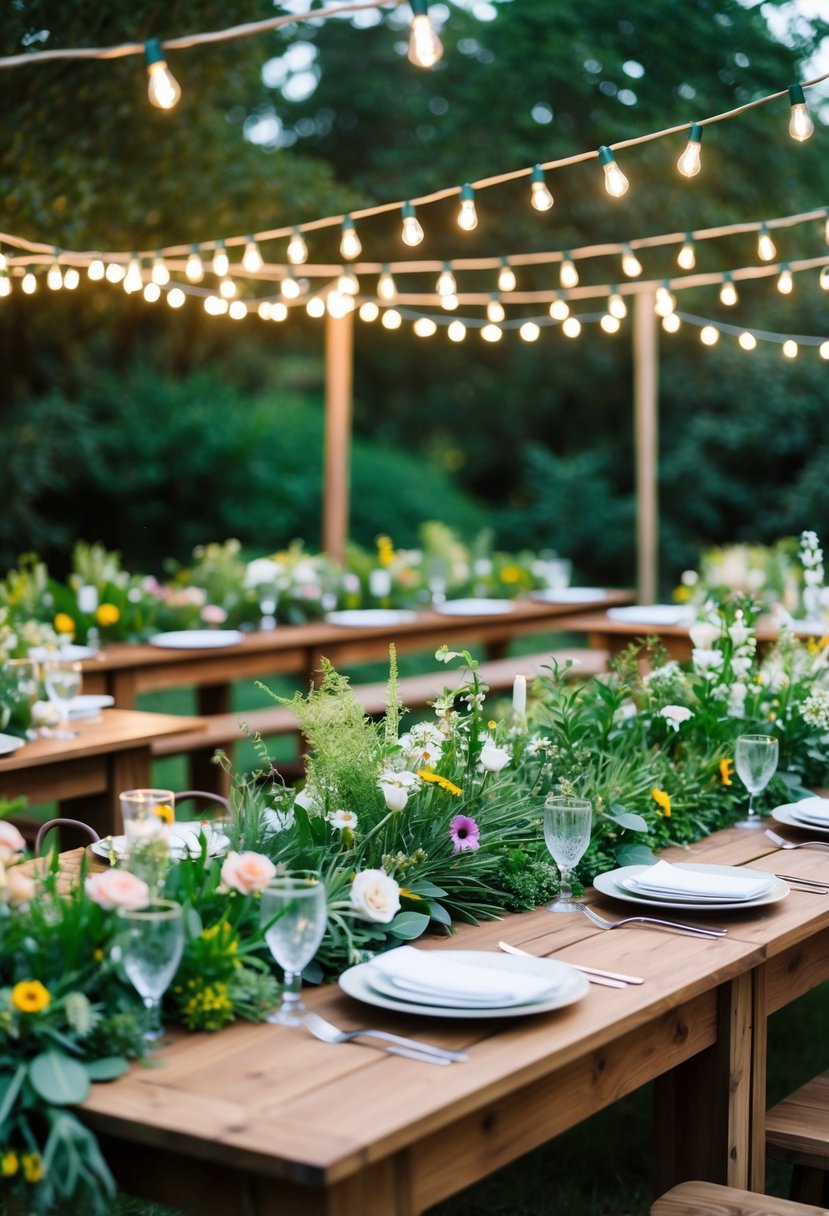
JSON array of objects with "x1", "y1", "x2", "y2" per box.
[{"x1": 652, "y1": 1180, "x2": 829, "y2": 1215}]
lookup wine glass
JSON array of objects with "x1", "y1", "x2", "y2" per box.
[
  {"x1": 5, "y1": 658, "x2": 40, "y2": 738},
  {"x1": 543, "y1": 796, "x2": 593, "y2": 912},
  {"x1": 119, "y1": 788, "x2": 175, "y2": 890},
  {"x1": 734, "y1": 734, "x2": 779, "y2": 829},
  {"x1": 260, "y1": 874, "x2": 327, "y2": 1025},
  {"x1": 118, "y1": 899, "x2": 185, "y2": 1042},
  {"x1": 42, "y1": 658, "x2": 82, "y2": 738}
]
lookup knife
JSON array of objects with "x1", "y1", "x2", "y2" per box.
[{"x1": 497, "y1": 940, "x2": 644, "y2": 986}]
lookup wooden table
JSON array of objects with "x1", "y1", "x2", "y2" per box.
[
  {"x1": 0, "y1": 709, "x2": 205, "y2": 837},
  {"x1": 75, "y1": 822, "x2": 829, "y2": 1214}
]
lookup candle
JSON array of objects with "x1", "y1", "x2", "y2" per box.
[{"x1": 512, "y1": 674, "x2": 527, "y2": 717}]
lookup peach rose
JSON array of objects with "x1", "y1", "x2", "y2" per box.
[
  {"x1": 85, "y1": 870, "x2": 150, "y2": 911},
  {"x1": 220, "y1": 850, "x2": 276, "y2": 895},
  {"x1": 0, "y1": 822, "x2": 26, "y2": 864},
  {"x1": 5, "y1": 867, "x2": 37, "y2": 906}
]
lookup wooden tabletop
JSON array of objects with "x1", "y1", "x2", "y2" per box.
[{"x1": 0, "y1": 709, "x2": 205, "y2": 775}]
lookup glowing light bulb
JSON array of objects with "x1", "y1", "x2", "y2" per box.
[
  {"x1": 447, "y1": 320, "x2": 466, "y2": 342},
  {"x1": 788, "y1": 84, "x2": 814, "y2": 142},
  {"x1": 401, "y1": 202, "x2": 424, "y2": 247},
  {"x1": 106, "y1": 262, "x2": 126, "y2": 284},
  {"x1": 47, "y1": 259, "x2": 63, "y2": 290},
  {"x1": 212, "y1": 244, "x2": 229, "y2": 278},
  {"x1": 608, "y1": 290, "x2": 627, "y2": 320},
  {"x1": 757, "y1": 225, "x2": 777, "y2": 262},
  {"x1": 549, "y1": 296, "x2": 570, "y2": 321},
  {"x1": 820, "y1": 340, "x2": 829, "y2": 360},
  {"x1": 782, "y1": 339, "x2": 798, "y2": 358},
  {"x1": 185, "y1": 248, "x2": 204, "y2": 282},
  {"x1": 340, "y1": 217, "x2": 362, "y2": 260},
  {"x1": 306, "y1": 297, "x2": 326, "y2": 318},
  {"x1": 287, "y1": 229, "x2": 308, "y2": 265},
  {"x1": 229, "y1": 300, "x2": 247, "y2": 320},
  {"x1": 662, "y1": 312, "x2": 681, "y2": 333},
  {"x1": 359, "y1": 301, "x2": 380, "y2": 322},
  {"x1": 271, "y1": 302, "x2": 287, "y2": 321},
  {"x1": 123, "y1": 257, "x2": 143, "y2": 294},
  {"x1": 457, "y1": 184, "x2": 478, "y2": 231},
  {"x1": 481, "y1": 323, "x2": 502, "y2": 342},
  {"x1": 281, "y1": 274, "x2": 301, "y2": 300},
  {"x1": 408, "y1": 0, "x2": 443, "y2": 68},
  {"x1": 498, "y1": 259, "x2": 517, "y2": 292},
  {"x1": 0, "y1": 249, "x2": 5, "y2": 273},
  {"x1": 598, "y1": 146, "x2": 629, "y2": 197},
  {"x1": 677, "y1": 123, "x2": 703, "y2": 177},
  {"x1": 151, "y1": 254, "x2": 170, "y2": 285},
  {"x1": 562, "y1": 317, "x2": 582, "y2": 338},
  {"x1": 64, "y1": 268, "x2": 79, "y2": 289},
  {"x1": 720, "y1": 274, "x2": 738, "y2": 307},
  {"x1": 378, "y1": 268, "x2": 397, "y2": 301},
  {"x1": 440, "y1": 294, "x2": 458, "y2": 311},
  {"x1": 242, "y1": 238, "x2": 263, "y2": 273},
  {"x1": 257, "y1": 302, "x2": 272, "y2": 321},
  {"x1": 621, "y1": 245, "x2": 642, "y2": 277},
  {"x1": 382, "y1": 309, "x2": 402, "y2": 330},
  {"x1": 0, "y1": 275, "x2": 11, "y2": 297},
  {"x1": 204, "y1": 296, "x2": 228, "y2": 315},
  {"x1": 738, "y1": 330, "x2": 756, "y2": 350},
  {"x1": 559, "y1": 256, "x2": 578, "y2": 289},
  {"x1": 22, "y1": 272, "x2": 37, "y2": 294},
  {"x1": 167, "y1": 287, "x2": 186, "y2": 308},
  {"x1": 436, "y1": 265, "x2": 456, "y2": 296},
  {"x1": 520, "y1": 321, "x2": 540, "y2": 342},
  {"x1": 655, "y1": 284, "x2": 676, "y2": 317},
  {"x1": 414, "y1": 317, "x2": 437, "y2": 337},
  {"x1": 487, "y1": 297, "x2": 505, "y2": 323},
  {"x1": 677, "y1": 237, "x2": 696, "y2": 270},
  {"x1": 337, "y1": 269, "x2": 359, "y2": 296},
  {"x1": 601, "y1": 314, "x2": 621, "y2": 334},
  {"x1": 88, "y1": 258, "x2": 105, "y2": 280},
  {"x1": 143, "y1": 281, "x2": 161, "y2": 303},
  {"x1": 700, "y1": 325, "x2": 719, "y2": 346},
  {"x1": 530, "y1": 165, "x2": 554, "y2": 212},
  {"x1": 326, "y1": 290, "x2": 351, "y2": 318},
  {"x1": 777, "y1": 266, "x2": 794, "y2": 294},
  {"x1": 219, "y1": 277, "x2": 237, "y2": 299},
  {"x1": 144, "y1": 39, "x2": 181, "y2": 111},
  {"x1": 820, "y1": 265, "x2": 829, "y2": 291}
]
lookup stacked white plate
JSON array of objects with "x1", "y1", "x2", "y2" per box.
[
  {"x1": 338, "y1": 945, "x2": 588, "y2": 1019},
  {"x1": 593, "y1": 860, "x2": 787, "y2": 912},
  {"x1": 91, "y1": 821, "x2": 229, "y2": 862},
  {"x1": 68, "y1": 694, "x2": 115, "y2": 719},
  {"x1": 606, "y1": 605, "x2": 695, "y2": 626},
  {"x1": 772, "y1": 796, "x2": 829, "y2": 835},
  {"x1": 324, "y1": 609, "x2": 417, "y2": 627},
  {"x1": 149, "y1": 630, "x2": 243, "y2": 649},
  {"x1": 530, "y1": 587, "x2": 608, "y2": 605},
  {"x1": 434, "y1": 599, "x2": 514, "y2": 616}
]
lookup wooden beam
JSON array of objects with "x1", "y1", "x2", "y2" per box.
[
  {"x1": 322, "y1": 308, "x2": 354, "y2": 564},
  {"x1": 633, "y1": 290, "x2": 659, "y2": 603}
]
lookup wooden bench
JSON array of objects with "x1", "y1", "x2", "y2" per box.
[
  {"x1": 652, "y1": 1180, "x2": 829, "y2": 1214},
  {"x1": 766, "y1": 1069, "x2": 829, "y2": 1204}
]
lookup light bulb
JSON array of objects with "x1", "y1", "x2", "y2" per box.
[
  {"x1": 151, "y1": 255, "x2": 170, "y2": 286},
  {"x1": 337, "y1": 270, "x2": 359, "y2": 296},
  {"x1": 219, "y1": 277, "x2": 237, "y2": 299},
  {"x1": 167, "y1": 287, "x2": 186, "y2": 308},
  {"x1": 757, "y1": 225, "x2": 777, "y2": 262},
  {"x1": 481, "y1": 323, "x2": 502, "y2": 342},
  {"x1": 106, "y1": 262, "x2": 126, "y2": 283},
  {"x1": 185, "y1": 248, "x2": 204, "y2": 282},
  {"x1": 326, "y1": 290, "x2": 351, "y2": 319},
  {"x1": 408, "y1": 0, "x2": 443, "y2": 68},
  {"x1": 608, "y1": 290, "x2": 627, "y2": 320},
  {"x1": 559, "y1": 256, "x2": 579, "y2": 289},
  {"x1": 440, "y1": 294, "x2": 458, "y2": 311},
  {"x1": 720, "y1": 275, "x2": 738, "y2": 307},
  {"x1": 700, "y1": 325, "x2": 719, "y2": 346},
  {"x1": 520, "y1": 321, "x2": 540, "y2": 342},
  {"x1": 824, "y1": 212, "x2": 829, "y2": 246},
  {"x1": 487, "y1": 297, "x2": 505, "y2": 323},
  {"x1": 144, "y1": 39, "x2": 181, "y2": 111},
  {"x1": 0, "y1": 248, "x2": 5, "y2": 272},
  {"x1": 401, "y1": 202, "x2": 424, "y2": 247},
  {"x1": 340, "y1": 218, "x2": 362, "y2": 260},
  {"x1": 204, "y1": 296, "x2": 227, "y2": 315},
  {"x1": 229, "y1": 300, "x2": 247, "y2": 320},
  {"x1": 677, "y1": 238, "x2": 696, "y2": 270},
  {"x1": 621, "y1": 245, "x2": 642, "y2": 277},
  {"x1": 382, "y1": 309, "x2": 402, "y2": 330},
  {"x1": 498, "y1": 259, "x2": 517, "y2": 292},
  {"x1": 601, "y1": 314, "x2": 620, "y2": 334},
  {"x1": 306, "y1": 297, "x2": 326, "y2": 318},
  {"x1": 287, "y1": 229, "x2": 308, "y2": 265},
  {"x1": 662, "y1": 312, "x2": 681, "y2": 333},
  {"x1": 88, "y1": 258, "x2": 105, "y2": 280},
  {"x1": 64, "y1": 268, "x2": 79, "y2": 289},
  {"x1": 22, "y1": 272, "x2": 37, "y2": 294},
  {"x1": 281, "y1": 274, "x2": 301, "y2": 299},
  {"x1": 820, "y1": 340, "x2": 829, "y2": 360},
  {"x1": 820, "y1": 265, "x2": 829, "y2": 291},
  {"x1": 549, "y1": 297, "x2": 570, "y2": 321},
  {"x1": 447, "y1": 320, "x2": 466, "y2": 342},
  {"x1": 359, "y1": 301, "x2": 380, "y2": 322},
  {"x1": 123, "y1": 257, "x2": 143, "y2": 294},
  {"x1": 562, "y1": 316, "x2": 582, "y2": 338},
  {"x1": 143, "y1": 282, "x2": 161, "y2": 303},
  {"x1": 530, "y1": 165, "x2": 554, "y2": 212},
  {"x1": 436, "y1": 265, "x2": 456, "y2": 296},
  {"x1": 270, "y1": 302, "x2": 287, "y2": 321},
  {"x1": 782, "y1": 339, "x2": 798, "y2": 359},
  {"x1": 257, "y1": 302, "x2": 272, "y2": 321},
  {"x1": 788, "y1": 84, "x2": 814, "y2": 142},
  {"x1": 212, "y1": 244, "x2": 229, "y2": 277},
  {"x1": 414, "y1": 317, "x2": 437, "y2": 337},
  {"x1": 738, "y1": 330, "x2": 756, "y2": 350},
  {"x1": 654, "y1": 284, "x2": 676, "y2": 317},
  {"x1": 457, "y1": 184, "x2": 478, "y2": 231},
  {"x1": 242, "y1": 238, "x2": 263, "y2": 273},
  {"x1": 47, "y1": 260, "x2": 63, "y2": 291},
  {"x1": 777, "y1": 266, "x2": 794, "y2": 294},
  {"x1": 598, "y1": 146, "x2": 629, "y2": 198},
  {"x1": 378, "y1": 269, "x2": 397, "y2": 301},
  {"x1": 0, "y1": 275, "x2": 11, "y2": 297},
  {"x1": 677, "y1": 123, "x2": 703, "y2": 177}
]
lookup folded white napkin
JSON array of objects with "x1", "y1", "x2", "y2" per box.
[
  {"x1": 370, "y1": 946, "x2": 559, "y2": 1006},
  {"x1": 629, "y1": 860, "x2": 770, "y2": 901},
  {"x1": 792, "y1": 798, "x2": 829, "y2": 824}
]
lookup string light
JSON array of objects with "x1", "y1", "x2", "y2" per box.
[
  {"x1": 486, "y1": 295, "x2": 505, "y2": 323},
  {"x1": 144, "y1": 39, "x2": 181, "y2": 111},
  {"x1": 377, "y1": 266, "x2": 397, "y2": 301},
  {"x1": 219, "y1": 277, "x2": 238, "y2": 299},
  {"x1": 46, "y1": 254, "x2": 63, "y2": 291},
  {"x1": 777, "y1": 264, "x2": 794, "y2": 294},
  {"x1": 481, "y1": 323, "x2": 502, "y2": 342},
  {"x1": 337, "y1": 268, "x2": 359, "y2": 295},
  {"x1": 287, "y1": 228, "x2": 308, "y2": 265},
  {"x1": 257, "y1": 302, "x2": 272, "y2": 320},
  {"x1": 447, "y1": 320, "x2": 466, "y2": 342},
  {"x1": 381, "y1": 308, "x2": 402, "y2": 330},
  {"x1": 530, "y1": 165, "x2": 554, "y2": 212},
  {"x1": 281, "y1": 273, "x2": 301, "y2": 299},
  {"x1": 700, "y1": 325, "x2": 719, "y2": 346},
  {"x1": 519, "y1": 321, "x2": 540, "y2": 341},
  {"x1": 306, "y1": 297, "x2": 326, "y2": 318},
  {"x1": 414, "y1": 316, "x2": 437, "y2": 337},
  {"x1": 598, "y1": 146, "x2": 629, "y2": 198},
  {"x1": 228, "y1": 300, "x2": 247, "y2": 320},
  {"x1": 621, "y1": 244, "x2": 643, "y2": 277},
  {"x1": 824, "y1": 209, "x2": 829, "y2": 245},
  {"x1": 608, "y1": 288, "x2": 627, "y2": 319},
  {"x1": 757, "y1": 224, "x2": 777, "y2": 262},
  {"x1": 212, "y1": 242, "x2": 229, "y2": 277},
  {"x1": 720, "y1": 272, "x2": 738, "y2": 306},
  {"x1": 677, "y1": 122, "x2": 703, "y2": 177},
  {"x1": 788, "y1": 83, "x2": 814, "y2": 141},
  {"x1": 497, "y1": 258, "x2": 517, "y2": 292},
  {"x1": 242, "y1": 237, "x2": 263, "y2": 273},
  {"x1": 408, "y1": 0, "x2": 443, "y2": 69},
  {"x1": 105, "y1": 262, "x2": 125, "y2": 283},
  {"x1": 820, "y1": 265, "x2": 829, "y2": 290},
  {"x1": 204, "y1": 296, "x2": 228, "y2": 315},
  {"x1": 143, "y1": 281, "x2": 161, "y2": 303},
  {"x1": 738, "y1": 330, "x2": 757, "y2": 350},
  {"x1": 654, "y1": 282, "x2": 676, "y2": 316},
  {"x1": 401, "y1": 202, "x2": 424, "y2": 247},
  {"x1": 549, "y1": 294, "x2": 570, "y2": 321},
  {"x1": 88, "y1": 258, "x2": 105, "y2": 280},
  {"x1": 560, "y1": 254, "x2": 579, "y2": 288},
  {"x1": 167, "y1": 287, "x2": 186, "y2": 308},
  {"x1": 327, "y1": 290, "x2": 352, "y2": 318},
  {"x1": 0, "y1": 275, "x2": 11, "y2": 298},
  {"x1": 21, "y1": 271, "x2": 37, "y2": 294},
  {"x1": 340, "y1": 217, "x2": 362, "y2": 259},
  {"x1": 600, "y1": 314, "x2": 621, "y2": 334},
  {"x1": 63, "y1": 267, "x2": 79, "y2": 289},
  {"x1": 440, "y1": 293, "x2": 459, "y2": 310},
  {"x1": 151, "y1": 254, "x2": 170, "y2": 285},
  {"x1": 821, "y1": 341, "x2": 829, "y2": 359},
  {"x1": 123, "y1": 256, "x2": 143, "y2": 294},
  {"x1": 270, "y1": 301, "x2": 288, "y2": 321},
  {"x1": 185, "y1": 247, "x2": 204, "y2": 282},
  {"x1": 457, "y1": 184, "x2": 478, "y2": 231},
  {"x1": 359, "y1": 301, "x2": 379, "y2": 322},
  {"x1": 436, "y1": 264, "x2": 456, "y2": 296},
  {"x1": 677, "y1": 235, "x2": 696, "y2": 270},
  {"x1": 782, "y1": 338, "x2": 798, "y2": 358},
  {"x1": 562, "y1": 316, "x2": 582, "y2": 338},
  {"x1": 662, "y1": 312, "x2": 681, "y2": 333},
  {"x1": 0, "y1": 248, "x2": 5, "y2": 273}
]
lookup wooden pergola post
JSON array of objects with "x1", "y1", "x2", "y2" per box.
[
  {"x1": 633, "y1": 289, "x2": 659, "y2": 603},
  {"x1": 322, "y1": 307, "x2": 354, "y2": 564}
]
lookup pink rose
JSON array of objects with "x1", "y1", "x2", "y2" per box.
[
  {"x1": 85, "y1": 870, "x2": 150, "y2": 911},
  {"x1": 220, "y1": 850, "x2": 276, "y2": 895},
  {"x1": 201, "y1": 604, "x2": 228, "y2": 624},
  {"x1": 5, "y1": 867, "x2": 37, "y2": 906},
  {"x1": 0, "y1": 822, "x2": 27, "y2": 864}
]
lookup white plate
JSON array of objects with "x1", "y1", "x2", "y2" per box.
[
  {"x1": 29, "y1": 644, "x2": 99, "y2": 662},
  {"x1": 339, "y1": 950, "x2": 589, "y2": 1018},
  {"x1": 434, "y1": 599, "x2": 515, "y2": 617},
  {"x1": 784, "y1": 797, "x2": 829, "y2": 827},
  {"x1": 324, "y1": 610, "x2": 418, "y2": 628},
  {"x1": 91, "y1": 822, "x2": 229, "y2": 861},
  {"x1": 772, "y1": 805, "x2": 829, "y2": 836},
  {"x1": 593, "y1": 863, "x2": 788, "y2": 912},
  {"x1": 148, "y1": 630, "x2": 243, "y2": 649},
  {"x1": 0, "y1": 733, "x2": 26, "y2": 757},
  {"x1": 530, "y1": 587, "x2": 608, "y2": 604},
  {"x1": 67, "y1": 694, "x2": 115, "y2": 719},
  {"x1": 606, "y1": 605, "x2": 694, "y2": 626}
]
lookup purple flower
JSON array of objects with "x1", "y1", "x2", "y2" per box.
[{"x1": 449, "y1": 815, "x2": 480, "y2": 853}]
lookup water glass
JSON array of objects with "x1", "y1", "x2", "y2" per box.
[
  {"x1": 120, "y1": 788, "x2": 176, "y2": 889},
  {"x1": 543, "y1": 796, "x2": 593, "y2": 912},
  {"x1": 734, "y1": 734, "x2": 779, "y2": 829},
  {"x1": 42, "y1": 658, "x2": 82, "y2": 738},
  {"x1": 260, "y1": 874, "x2": 327, "y2": 1025},
  {"x1": 5, "y1": 658, "x2": 40, "y2": 737},
  {"x1": 118, "y1": 899, "x2": 185, "y2": 1041}
]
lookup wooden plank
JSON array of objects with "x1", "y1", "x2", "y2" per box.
[{"x1": 651, "y1": 1179, "x2": 829, "y2": 1215}]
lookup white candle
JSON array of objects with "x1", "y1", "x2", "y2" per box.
[{"x1": 512, "y1": 674, "x2": 527, "y2": 716}]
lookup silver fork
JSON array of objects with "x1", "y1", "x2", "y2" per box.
[
  {"x1": 303, "y1": 1010, "x2": 468, "y2": 1064},
  {"x1": 765, "y1": 829, "x2": 829, "y2": 851},
  {"x1": 582, "y1": 905, "x2": 727, "y2": 939}
]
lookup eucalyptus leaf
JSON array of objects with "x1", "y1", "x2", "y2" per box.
[
  {"x1": 0, "y1": 1063, "x2": 27, "y2": 1125},
  {"x1": 615, "y1": 843, "x2": 657, "y2": 868},
  {"x1": 84, "y1": 1057, "x2": 130, "y2": 1082},
  {"x1": 426, "y1": 900, "x2": 452, "y2": 927},
  {"x1": 29, "y1": 1050, "x2": 90, "y2": 1106},
  {"x1": 387, "y1": 911, "x2": 430, "y2": 940},
  {"x1": 606, "y1": 806, "x2": 649, "y2": 834}
]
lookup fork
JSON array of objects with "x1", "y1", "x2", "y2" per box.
[
  {"x1": 765, "y1": 829, "x2": 829, "y2": 851},
  {"x1": 582, "y1": 905, "x2": 727, "y2": 939},
  {"x1": 303, "y1": 1010, "x2": 468, "y2": 1064}
]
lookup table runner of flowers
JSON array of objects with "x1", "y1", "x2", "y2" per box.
[{"x1": 2, "y1": 593, "x2": 829, "y2": 1211}]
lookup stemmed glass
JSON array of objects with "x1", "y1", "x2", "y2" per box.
[
  {"x1": 543, "y1": 796, "x2": 593, "y2": 912},
  {"x1": 42, "y1": 658, "x2": 82, "y2": 738},
  {"x1": 118, "y1": 899, "x2": 185, "y2": 1042},
  {"x1": 120, "y1": 788, "x2": 175, "y2": 890},
  {"x1": 5, "y1": 658, "x2": 40, "y2": 738},
  {"x1": 260, "y1": 874, "x2": 327, "y2": 1025},
  {"x1": 734, "y1": 734, "x2": 779, "y2": 829}
]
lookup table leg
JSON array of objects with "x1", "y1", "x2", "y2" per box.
[{"x1": 190, "y1": 684, "x2": 233, "y2": 792}]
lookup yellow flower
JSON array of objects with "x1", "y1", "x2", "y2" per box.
[
  {"x1": 21, "y1": 1152, "x2": 44, "y2": 1183},
  {"x1": 93, "y1": 948, "x2": 104, "y2": 963},
  {"x1": 500, "y1": 564, "x2": 522, "y2": 584},
  {"x1": 673, "y1": 585, "x2": 693, "y2": 603},
  {"x1": 651, "y1": 788, "x2": 672, "y2": 818},
  {"x1": 1, "y1": 1150, "x2": 19, "y2": 1177},
  {"x1": 152, "y1": 802, "x2": 175, "y2": 826},
  {"x1": 487, "y1": 720, "x2": 497, "y2": 730},
  {"x1": 53, "y1": 612, "x2": 75, "y2": 636},
  {"x1": 719, "y1": 758, "x2": 734, "y2": 787},
  {"x1": 376, "y1": 535, "x2": 395, "y2": 567},
  {"x1": 417, "y1": 769, "x2": 463, "y2": 797},
  {"x1": 398, "y1": 888, "x2": 422, "y2": 900},
  {"x1": 95, "y1": 602, "x2": 120, "y2": 627},
  {"x1": 11, "y1": 980, "x2": 51, "y2": 1014}
]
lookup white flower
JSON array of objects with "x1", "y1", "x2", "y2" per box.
[
  {"x1": 658, "y1": 705, "x2": 694, "y2": 732},
  {"x1": 526, "y1": 735, "x2": 552, "y2": 756},
  {"x1": 480, "y1": 739, "x2": 510, "y2": 773},
  {"x1": 378, "y1": 768, "x2": 419, "y2": 812},
  {"x1": 399, "y1": 728, "x2": 443, "y2": 767},
  {"x1": 727, "y1": 682, "x2": 748, "y2": 718},
  {"x1": 689, "y1": 622, "x2": 719, "y2": 650},
  {"x1": 262, "y1": 806, "x2": 295, "y2": 834},
  {"x1": 692, "y1": 648, "x2": 725, "y2": 676},
  {"x1": 731, "y1": 656, "x2": 753, "y2": 678},
  {"x1": 727, "y1": 619, "x2": 752, "y2": 647},
  {"x1": 294, "y1": 785, "x2": 324, "y2": 816},
  {"x1": 350, "y1": 869, "x2": 401, "y2": 923},
  {"x1": 244, "y1": 557, "x2": 283, "y2": 588},
  {"x1": 328, "y1": 809, "x2": 358, "y2": 832}
]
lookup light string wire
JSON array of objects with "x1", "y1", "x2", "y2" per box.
[{"x1": 0, "y1": 0, "x2": 402, "y2": 68}]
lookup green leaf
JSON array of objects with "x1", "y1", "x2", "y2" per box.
[
  {"x1": 29, "y1": 1050, "x2": 91, "y2": 1106},
  {"x1": 615, "y1": 843, "x2": 657, "y2": 867},
  {"x1": 387, "y1": 911, "x2": 430, "y2": 940},
  {"x1": 185, "y1": 905, "x2": 203, "y2": 938},
  {"x1": 0, "y1": 1064, "x2": 27, "y2": 1125},
  {"x1": 406, "y1": 880, "x2": 448, "y2": 898},
  {"x1": 606, "y1": 806, "x2": 649, "y2": 834},
  {"x1": 426, "y1": 900, "x2": 452, "y2": 927},
  {"x1": 84, "y1": 1056, "x2": 130, "y2": 1082}
]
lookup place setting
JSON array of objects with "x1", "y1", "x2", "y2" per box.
[{"x1": 771, "y1": 795, "x2": 829, "y2": 836}]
